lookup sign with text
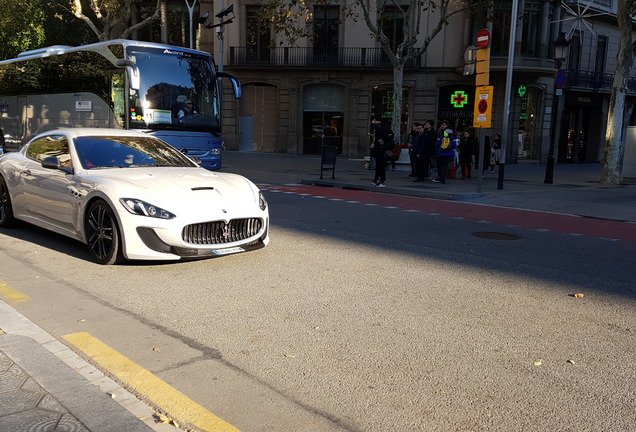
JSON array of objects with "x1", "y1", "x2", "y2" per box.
[
  {"x1": 476, "y1": 28, "x2": 491, "y2": 48},
  {"x1": 473, "y1": 86, "x2": 493, "y2": 128}
]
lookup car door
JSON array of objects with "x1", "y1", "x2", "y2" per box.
[{"x1": 22, "y1": 135, "x2": 76, "y2": 232}]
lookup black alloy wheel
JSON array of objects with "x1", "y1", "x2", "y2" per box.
[
  {"x1": 85, "y1": 200, "x2": 124, "y2": 265},
  {"x1": 0, "y1": 176, "x2": 16, "y2": 227}
]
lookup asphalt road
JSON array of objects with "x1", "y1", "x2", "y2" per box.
[{"x1": 0, "y1": 186, "x2": 634, "y2": 432}]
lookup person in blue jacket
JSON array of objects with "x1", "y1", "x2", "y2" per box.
[{"x1": 433, "y1": 120, "x2": 457, "y2": 184}]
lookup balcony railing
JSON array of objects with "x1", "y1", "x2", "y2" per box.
[
  {"x1": 566, "y1": 69, "x2": 613, "y2": 90},
  {"x1": 228, "y1": 49, "x2": 636, "y2": 94},
  {"x1": 229, "y1": 46, "x2": 420, "y2": 68},
  {"x1": 565, "y1": 69, "x2": 636, "y2": 93}
]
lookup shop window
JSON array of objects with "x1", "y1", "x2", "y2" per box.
[
  {"x1": 303, "y1": 84, "x2": 344, "y2": 154},
  {"x1": 371, "y1": 86, "x2": 409, "y2": 140}
]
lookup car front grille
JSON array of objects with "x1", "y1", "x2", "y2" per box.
[{"x1": 182, "y1": 218, "x2": 264, "y2": 245}]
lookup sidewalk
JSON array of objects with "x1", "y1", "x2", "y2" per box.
[
  {"x1": 220, "y1": 151, "x2": 636, "y2": 223},
  {"x1": 0, "y1": 300, "x2": 174, "y2": 432}
]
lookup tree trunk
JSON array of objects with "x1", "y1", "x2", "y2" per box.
[
  {"x1": 392, "y1": 62, "x2": 405, "y2": 145},
  {"x1": 600, "y1": 0, "x2": 634, "y2": 184}
]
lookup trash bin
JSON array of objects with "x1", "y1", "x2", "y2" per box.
[{"x1": 320, "y1": 146, "x2": 338, "y2": 179}]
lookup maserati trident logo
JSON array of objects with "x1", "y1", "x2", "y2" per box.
[{"x1": 222, "y1": 222, "x2": 231, "y2": 237}]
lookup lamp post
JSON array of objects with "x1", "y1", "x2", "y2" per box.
[
  {"x1": 544, "y1": 32, "x2": 570, "y2": 184},
  {"x1": 199, "y1": 3, "x2": 235, "y2": 70},
  {"x1": 185, "y1": 0, "x2": 199, "y2": 49}
]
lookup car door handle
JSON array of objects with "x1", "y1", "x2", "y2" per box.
[{"x1": 22, "y1": 170, "x2": 31, "y2": 176}]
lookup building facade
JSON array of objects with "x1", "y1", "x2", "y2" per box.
[{"x1": 195, "y1": 0, "x2": 635, "y2": 168}]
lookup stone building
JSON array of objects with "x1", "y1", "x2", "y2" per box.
[{"x1": 173, "y1": 1, "x2": 635, "y2": 166}]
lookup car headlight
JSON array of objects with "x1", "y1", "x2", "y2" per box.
[
  {"x1": 120, "y1": 198, "x2": 176, "y2": 219},
  {"x1": 259, "y1": 191, "x2": 267, "y2": 211}
]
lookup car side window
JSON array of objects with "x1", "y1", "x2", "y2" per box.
[{"x1": 26, "y1": 135, "x2": 72, "y2": 168}]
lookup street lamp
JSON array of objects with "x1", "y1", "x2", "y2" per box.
[
  {"x1": 199, "y1": 3, "x2": 235, "y2": 73},
  {"x1": 544, "y1": 32, "x2": 570, "y2": 184},
  {"x1": 185, "y1": 0, "x2": 199, "y2": 49}
]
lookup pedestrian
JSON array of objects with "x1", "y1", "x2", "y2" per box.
[
  {"x1": 407, "y1": 123, "x2": 419, "y2": 178},
  {"x1": 410, "y1": 122, "x2": 424, "y2": 180},
  {"x1": 458, "y1": 130, "x2": 476, "y2": 179},
  {"x1": 370, "y1": 115, "x2": 389, "y2": 187},
  {"x1": 433, "y1": 120, "x2": 456, "y2": 184},
  {"x1": 414, "y1": 120, "x2": 437, "y2": 181},
  {"x1": 387, "y1": 139, "x2": 403, "y2": 171},
  {"x1": 492, "y1": 133, "x2": 502, "y2": 167}
]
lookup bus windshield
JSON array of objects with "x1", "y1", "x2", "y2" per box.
[{"x1": 127, "y1": 46, "x2": 221, "y2": 132}]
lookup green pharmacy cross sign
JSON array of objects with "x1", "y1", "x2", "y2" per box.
[
  {"x1": 517, "y1": 85, "x2": 527, "y2": 98},
  {"x1": 451, "y1": 90, "x2": 468, "y2": 108}
]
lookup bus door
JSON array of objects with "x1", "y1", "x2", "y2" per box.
[{"x1": 0, "y1": 96, "x2": 26, "y2": 151}]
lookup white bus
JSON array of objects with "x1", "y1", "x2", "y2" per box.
[{"x1": 0, "y1": 39, "x2": 241, "y2": 170}]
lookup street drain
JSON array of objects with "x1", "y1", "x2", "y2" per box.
[{"x1": 472, "y1": 231, "x2": 520, "y2": 241}]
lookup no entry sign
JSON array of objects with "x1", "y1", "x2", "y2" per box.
[{"x1": 476, "y1": 28, "x2": 491, "y2": 48}]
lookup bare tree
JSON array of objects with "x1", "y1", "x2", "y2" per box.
[
  {"x1": 261, "y1": 0, "x2": 473, "y2": 145},
  {"x1": 71, "y1": 0, "x2": 161, "y2": 41},
  {"x1": 356, "y1": 1, "x2": 469, "y2": 143},
  {"x1": 600, "y1": 0, "x2": 636, "y2": 184}
]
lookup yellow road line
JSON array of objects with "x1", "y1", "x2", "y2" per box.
[
  {"x1": 64, "y1": 332, "x2": 240, "y2": 432},
  {"x1": 0, "y1": 281, "x2": 31, "y2": 303}
]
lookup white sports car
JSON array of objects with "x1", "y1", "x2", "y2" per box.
[{"x1": 0, "y1": 128, "x2": 269, "y2": 264}]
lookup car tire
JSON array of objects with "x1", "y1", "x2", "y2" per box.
[
  {"x1": 85, "y1": 199, "x2": 124, "y2": 265},
  {"x1": 0, "y1": 176, "x2": 16, "y2": 228}
]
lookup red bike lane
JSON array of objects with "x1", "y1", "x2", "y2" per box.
[{"x1": 261, "y1": 184, "x2": 636, "y2": 242}]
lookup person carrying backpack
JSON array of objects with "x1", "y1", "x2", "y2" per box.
[{"x1": 433, "y1": 120, "x2": 457, "y2": 184}]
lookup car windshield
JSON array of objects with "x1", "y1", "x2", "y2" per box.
[{"x1": 74, "y1": 135, "x2": 198, "y2": 170}]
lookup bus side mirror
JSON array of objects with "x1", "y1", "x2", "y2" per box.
[
  {"x1": 115, "y1": 59, "x2": 140, "y2": 90},
  {"x1": 129, "y1": 67, "x2": 140, "y2": 90},
  {"x1": 217, "y1": 72, "x2": 242, "y2": 99}
]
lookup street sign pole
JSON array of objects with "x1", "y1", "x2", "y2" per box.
[
  {"x1": 474, "y1": 27, "x2": 492, "y2": 194},
  {"x1": 474, "y1": 86, "x2": 494, "y2": 193}
]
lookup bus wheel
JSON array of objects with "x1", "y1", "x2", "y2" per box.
[
  {"x1": 0, "y1": 176, "x2": 16, "y2": 228},
  {"x1": 85, "y1": 200, "x2": 124, "y2": 265}
]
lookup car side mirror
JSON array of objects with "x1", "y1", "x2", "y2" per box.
[{"x1": 41, "y1": 156, "x2": 73, "y2": 174}]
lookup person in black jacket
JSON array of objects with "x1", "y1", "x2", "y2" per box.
[
  {"x1": 370, "y1": 116, "x2": 389, "y2": 187},
  {"x1": 411, "y1": 121, "x2": 437, "y2": 181},
  {"x1": 458, "y1": 130, "x2": 477, "y2": 179}
]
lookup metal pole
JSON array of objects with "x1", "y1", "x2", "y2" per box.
[
  {"x1": 219, "y1": 0, "x2": 225, "y2": 73},
  {"x1": 497, "y1": 0, "x2": 519, "y2": 190},
  {"x1": 477, "y1": 128, "x2": 484, "y2": 193},
  {"x1": 544, "y1": 84, "x2": 559, "y2": 183}
]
